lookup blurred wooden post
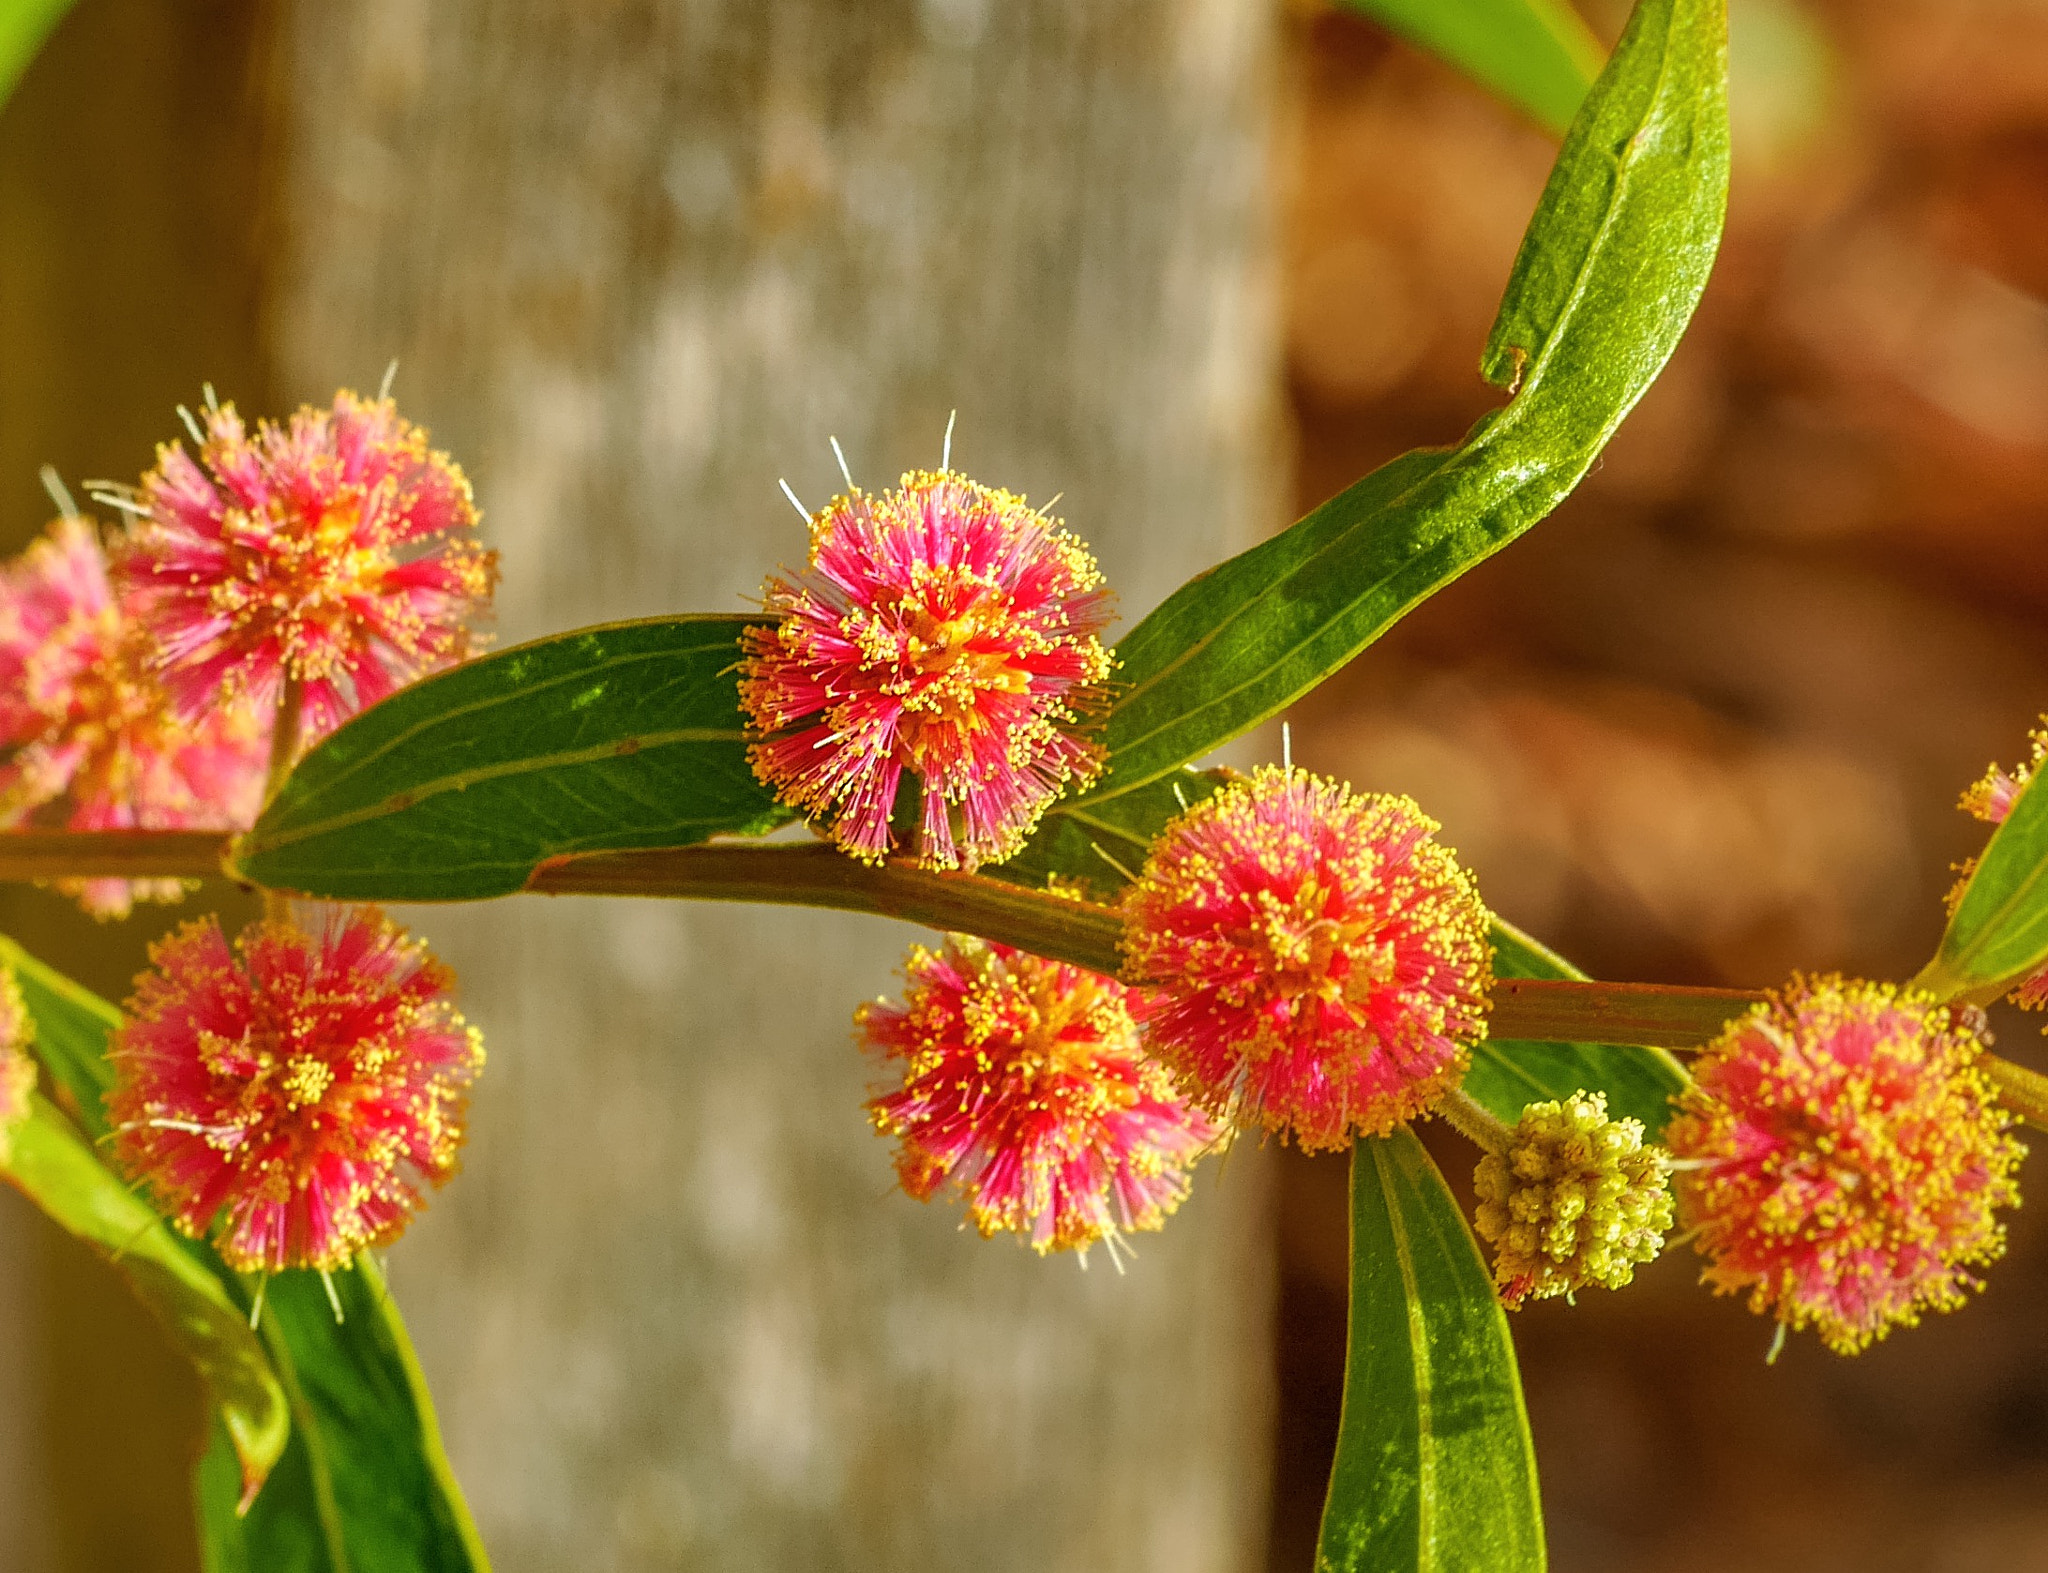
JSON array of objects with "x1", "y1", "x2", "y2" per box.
[{"x1": 266, "y1": 2, "x2": 1280, "y2": 1565}]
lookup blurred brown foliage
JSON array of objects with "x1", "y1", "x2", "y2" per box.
[{"x1": 1272, "y1": 4, "x2": 2048, "y2": 1569}]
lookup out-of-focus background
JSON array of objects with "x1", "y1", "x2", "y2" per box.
[{"x1": 2, "y1": 0, "x2": 2047, "y2": 1569}]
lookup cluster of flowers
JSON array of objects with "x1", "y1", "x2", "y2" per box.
[
  {"x1": 0, "y1": 416, "x2": 2032, "y2": 1350},
  {"x1": 0, "y1": 389, "x2": 493, "y2": 1276},
  {"x1": 743, "y1": 466, "x2": 2033, "y2": 1356}
]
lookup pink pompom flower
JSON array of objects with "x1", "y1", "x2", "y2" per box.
[
  {"x1": 108, "y1": 907, "x2": 484, "y2": 1274},
  {"x1": 739, "y1": 469, "x2": 1114, "y2": 870},
  {"x1": 1120, "y1": 767, "x2": 1492, "y2": 1152},
  {"x1": 0, "y1": 517, "x2": 263, "y2": 918},
  {"x1": 1666, "y1": 975, "x2": 2024, "y2": 1355},
  {"x1": 861, "y1": 934, "x2": 1219, "y2": 1257},
  {"x1": 115, "y1": 390, "x2": 496, "y2": 741}
]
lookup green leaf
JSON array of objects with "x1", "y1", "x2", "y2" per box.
[
  {"x1": 1317, "y1": 1129, "x2": 1544, "y2": 1572},
  {"x1": 1, "y1": 932, "x2": 486, "y2": 1570},
  {"x1": 1, "y1": 1092, "x2": 289, "y2": 1508},
  {"x1": 1337, "y1": 0, "x2": 1603, "y2": 136},
  {"x1": 232, "y1": 615, "x2": 793, "y2": 902},
  {"x1": 1084, "y1": 0, "x2": 1728, "y2": 807},
  {"x1": 1918, "y1": 764, "x2": 2048, "y2": 1004},
  {"x1": 994, "y1": 768, "x2": 1226, "y2": 896},
  {"x1": 197, "y1": 1260, "x2": 489, "y2": 1573},
  {"x1": 0, "y1": 932, "x2": 120, "y2": 1138},
  {"x1": 0, "y1": 0, "x2": 74, "y2": 111},
  {"x1": 1465, "y1": 918, "x2": 1687, "y2": 1136}
]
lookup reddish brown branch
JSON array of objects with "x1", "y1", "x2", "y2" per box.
[
  {"x1": 0, "y1": 831, "x2": 231, "y2": 880},
  {"x1": 1488, "y1": 977, "x2": 1765, "y2": 1049},
  {"x1": 9, "y1": 831, "x2": 2043, "y2": 1129},
  {"x1": 527, "y1": 842, "x2": 1129, "y2": 977}
]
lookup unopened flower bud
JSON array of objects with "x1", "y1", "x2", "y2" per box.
[{"x1": 1473, "y1": 1089, "x2": 1672, "y2": 1308}]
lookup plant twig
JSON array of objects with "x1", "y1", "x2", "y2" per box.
[
  {"x1": 1436, "y1": 1085, "x2": 1513, "y2": 1152},
  {"x1": 0, "y1": 831, "x2": 229, "y2": 879},
  {"x1": 8, "y1": 831, "x2": 2047, "y2": 1133},
  {"x1": 1488, "y1": 977, "x2": 1764, "y2": 1048},
  {"x1": 264, "y1": 677, "x2": 303, "y2": 809},
  {"x1": 526, "y1": 842, "x2": 1128, "y2": 977},
  {"x1": 261, "y1": 679, "x2": 304, "y2": 924},
  {"x1": 1981, "y1": 1055, "x2": 2048, "y2": 1134}
]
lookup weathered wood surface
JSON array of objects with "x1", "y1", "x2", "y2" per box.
[{"x1": 268, "y1": 2, "x2": 1282, "y2": 1567}]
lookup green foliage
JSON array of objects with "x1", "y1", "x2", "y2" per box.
[
  {"x1": 1466, "y1": 919, "x2": 1688, "y2": 1136},
  {"x1": 232, "y1": 0, "x2": 1726, "y2": 912},
  {"x1": 1, "y1": 933, "x2": 485, "y2": 1571},
  {"x1": 1337, "y1": 0, "x2": 1603, "y2": 135},
  {"x1": 2, "y1": 932, "x2": 132, "y2": 1134},
  {"x1": 233, "y1": 616, "x2": 791, "y2": 902},
  {"x1": 1, "y1": 1091, "x2": 289, "y2": 1506},
  {"x1": 197, "y1": 1261, "x2": 488, "y2": 1573},
  {"x1": 996, "y1": 768, "x2": 1225, "y2": 894},
  {"x1": 1316, "y1": 1130, "x2": 1545, "y2": 1572},
  {"x1": 1080, "y1": 0, "x2": 1728, "y2": 808},
  {"x1": 1920, "y1": 764, "x2": 2048, "y2": 1005},
  {"x1": 0, "y1": 0, "x2": 74, "y2": 110}
]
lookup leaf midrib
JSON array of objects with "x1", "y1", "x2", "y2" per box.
[
  {"x1": 249, "y1": 725, "x2": 752, "y2": 855},
  {"x1": 1084, "y1": 8, "x2": 1687, "y2": 805},
  {"x1": 274, "y1": 615, "x2": 754, "y2": 809},
  {"x1": 1375, "y1": 1139, "x2": 1437, "y2": 1567}
]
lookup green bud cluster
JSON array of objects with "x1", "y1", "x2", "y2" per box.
[{"x1": 1473, "y1": 1090, "x2": 1673, "y2": 1308}]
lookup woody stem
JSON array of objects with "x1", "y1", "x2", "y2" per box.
[
  {"x1": 0, "y1": 831, "x2": 2043, "y2": 1129},
  {"x1": 263, "y1": 677, "x2": 304, "y2": 808}
]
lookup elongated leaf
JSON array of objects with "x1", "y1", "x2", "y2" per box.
[
  {"x1": 1318, "y1": 1129, "x2": 1544, "y2": 1572},
  {"x1": 1339, "y1": 0, "x2": 1603, "y2": 135},
  {"x1": 1, "y1": 932, "x2": 122, "y2": 1136},
  {"x1": 2, "y1": 1092, "x2": 288, "y2": 1507},
  {"x1": 0, "y1": 0, "x2": 73, "y2": 110},
  {"x1": 4, "y1": 931, "x2": 486, "y2": 1570},
  {"x1": 1919, "y1": 765, "x2": 2048, "y2": 1004},
  {"x1": 1084, "y1": 0, "x2": 1728, "y2": 806},
  {"x1": 232, "y1": 615, "x2": 791, "y2": 902},
  {"x1": 197, "y1": 1260, "x2": 488, "y2": 1573},
  {"x1": 1466, "y1": 918, "x2": 1687, "y2": 1135}
]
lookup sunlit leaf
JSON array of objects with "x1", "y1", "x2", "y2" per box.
[
  {"x1": 1317, "y1": 1129, "x2": 1545, "y2": 1571},
  {"x1": 1, "y1": 1092, "x2": 288, "y2": 1508},
  {"x1": 1918, "y1": 764, "x2": 2048, "y2": 1005},
  {"x1": 2, "y1": 932, "x2": 486, "y2": 1570},
  {"x1": 232, "y1": 615, "x2": 792, "y2": 902},
  {"x1": 995, "y1": 768, "x2": 1226, "y2": 896},
  {"x1": 1083, "y1": 0, "x2": 1728, "y2": 807},
  {"x1": 1338, "y1": 0, "x2": 1603, "y2": 135},
  {"x1": 1465, "y1": 918, "x2": 1687, "y2": 1136},
  {"x1": 0, "y1": 0, "x2": 73, "y2": 111},
  {"x1": 196, "y1": 1260, "x2": 490, "y2": 1573}
]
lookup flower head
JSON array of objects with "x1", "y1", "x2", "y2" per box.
[
  {"x1": 739, "y1": 469, "x2": 1113, "y2": 870},
  {"x1": 1956, "y1": 719, "x2": 2048, "y2": 1009},
  {"x1": 108, "y1": 907, "x2": 483, "y2": 1273},
  {"x1": 1473, "y1": 1090, "x2": 1673, "y2": 1307},
  {"x1": 0, "y1": 517, "x2": 264, "y2": 918},
  {"x1": 1120, "y1": 767, "x2": 1492, "y2": 1151},
  {"x1": 118, "y1": 390, "x2": 496, "y2": 740},
  {"x1": 861, "y1": 934, "x2": 1219, "y2": 1256},
  {"x1": 1666, "y1": 975, "x2": 2023, "y2": 1354}
]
